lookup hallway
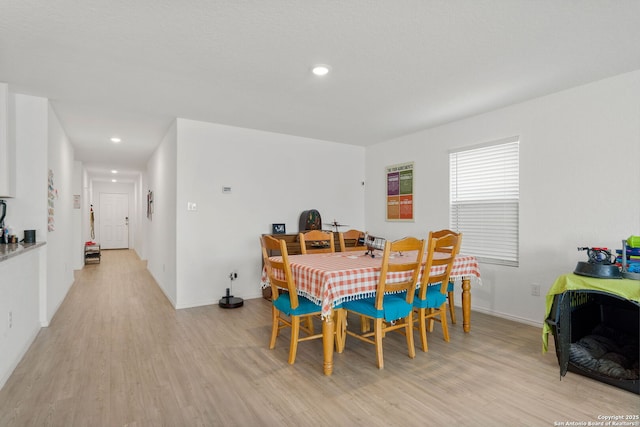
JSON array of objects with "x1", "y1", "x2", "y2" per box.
[
  {"x1": 0, "y1": 250, "x2": 275, "y2": 426},
  {"x1": 0, "y1": 250, "x2": 637, "y2": 426}
]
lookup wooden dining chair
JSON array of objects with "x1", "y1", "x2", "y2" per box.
[
  {"x1": 261, "y1": 235, "x2": 345, "y2": 365},
  {"x1": 338, "y1": 229, "x2": 367, "y2": 252},
  {"x1": 430, "y1": 229, "x2": 462, "y2": 324},
  {"x1": 338, "y1": 229, "x2": 371, "y2": 332},
  {"x1": 299, "y1": 230, "x2": 335, "y2": 254},
  {"x1": 412, "y1": 230, "x2": 461, "y2": 352},
  {"x1": 342, "y1": 237, "x2": 426, "y2": 369}
]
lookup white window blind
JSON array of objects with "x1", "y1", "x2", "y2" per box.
[{"x1": 449, "y1": 137, "x2": 519, "y2": 266}]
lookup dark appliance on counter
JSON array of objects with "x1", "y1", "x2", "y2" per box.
[
  {"x1": 23, "y1": 229, "x2": 36, "y2": 244},
  {"x1": 0, "y1": 199, "x2": 6, "y2": 244}
]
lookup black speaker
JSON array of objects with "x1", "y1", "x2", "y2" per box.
[{"x1": 24, "y1": 229, "x2": 36, "y2": 243}]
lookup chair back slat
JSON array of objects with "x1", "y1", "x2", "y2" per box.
[
  {"x1": 374, "y1": 237, "x2": 426, "y2": 310},
  {"x1": 261, "y1": 235, "x2": 300, "y2": 309},
  {"x1": 299, "y1": 230, "x2": 335, "y2": 254},
  {"x1": 339, "y1": 229, "x2": 367, "y2": 252},
  {"x1": 418, "y1": 231, "x2": 462, "y2": 298}
]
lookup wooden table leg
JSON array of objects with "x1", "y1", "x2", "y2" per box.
[
  {"x1": 334, "y1": 309, "x2": 345, "y2": 354},
  {"x1": 322, "y1": 314, "x2": 334, "y2": 375},
  {"x1": 462, "y1": 277, "x2": 471, "y2": 333}
]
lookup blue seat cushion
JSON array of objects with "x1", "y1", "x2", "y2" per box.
[
  {"x1": 343, "y1": 294, "x2": 412, "y2": 322},
  {"x1": 413, "y1": 285, "x2": 447, "y2": 309},
  {"x1": 447, "y1": 281, "x2": 454, "y2": 292},
  {"x1": 273, "y1": 293, "x2": 322, "y2": 316}
]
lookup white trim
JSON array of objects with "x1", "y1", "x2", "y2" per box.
[{"x1": 448, "y1": 135, "x2": 519, "y2": 154}]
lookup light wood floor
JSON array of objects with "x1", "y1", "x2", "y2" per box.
[{"x1": 0, "y1": 250, "x2": 637, "y2": 426}]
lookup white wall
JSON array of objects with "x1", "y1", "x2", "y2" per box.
[
  {"x1": 146, "y1": 121, "x2": 178, "y2": 306},
  {"x1": 46, "y1": 104, "x2": 77, "y2": 325},
  {"x1": 173, "y1": 119, "x2": 365, "y2": 308},
  {"x1": 366, "y1": 70, "x2": 640, "y2": 326},
  {"x1": 81, "y1": 167, "x2": 92, "y2": 247},
  {"x1": 133, "y1": 172, "x2": 147, "y2": 260},
  {"x1": 131, "y1": 173, "x2": 144, "y2": 259},
  {"x1": 6, "y1": 95, "x2": 48, "y2": 242},
  {"x1": 72, "y1": 161, "x2": 83, "y2": 270},
  {"x1": 12, "y1": 94, "x2": 50, "y2": 328}
]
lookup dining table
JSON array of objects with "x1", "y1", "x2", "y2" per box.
[{"x1": 262, "y1": 250, "x2": 481, "y2": 375}]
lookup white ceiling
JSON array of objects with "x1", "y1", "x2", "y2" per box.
[{"x1": 2, "y1": 1, "x2": 640, "y2": 183}]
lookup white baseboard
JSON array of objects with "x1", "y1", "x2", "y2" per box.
[{"x1": 471, "y1": 306, "x2": 543, "y2": 328}]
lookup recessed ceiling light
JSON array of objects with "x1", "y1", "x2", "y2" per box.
[
  {"x1": 312, "y1": 64, "x2": 331, "y2": 76},
  {"x1": 111, "y1": 179, "x2": 117, "y2": 183},
  {"x1": 111, "y1": 170, "x2": 118, "y2": 174},
  {"x1": 110, "y1": 137, "x2": 121, "y2": 143}
]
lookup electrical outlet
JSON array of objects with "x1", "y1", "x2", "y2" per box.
[
  {"x1": 531, "y1": 283, "x2": 541, "y2": 297},
  {"x1": 229, "y1": 272, "x2": 237, "y2": 281}
]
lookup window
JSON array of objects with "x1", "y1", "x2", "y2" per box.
[{"x1": 449, "y1": 137, "x2": 519, "y2": 266}]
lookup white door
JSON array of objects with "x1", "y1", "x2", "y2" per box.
[{"x1": 99, "y1": 193, "x2": 129, "y2": 249}]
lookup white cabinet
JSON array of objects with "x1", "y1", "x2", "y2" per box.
[{"x1": 0, "y1": 82, "x2": 16, "y2": 198}]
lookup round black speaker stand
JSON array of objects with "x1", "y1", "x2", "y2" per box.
[{"x1": 219, "y1": 288, "x2": 243, "y2": 308}]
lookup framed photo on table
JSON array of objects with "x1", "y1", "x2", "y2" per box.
[{"x1": 272, "y1": 223, "x2": 286, "y2": 234}]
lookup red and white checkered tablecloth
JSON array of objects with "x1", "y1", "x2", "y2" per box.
[{"x1": 262, "y1": 250, "x2": 481, "y2": 318}]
